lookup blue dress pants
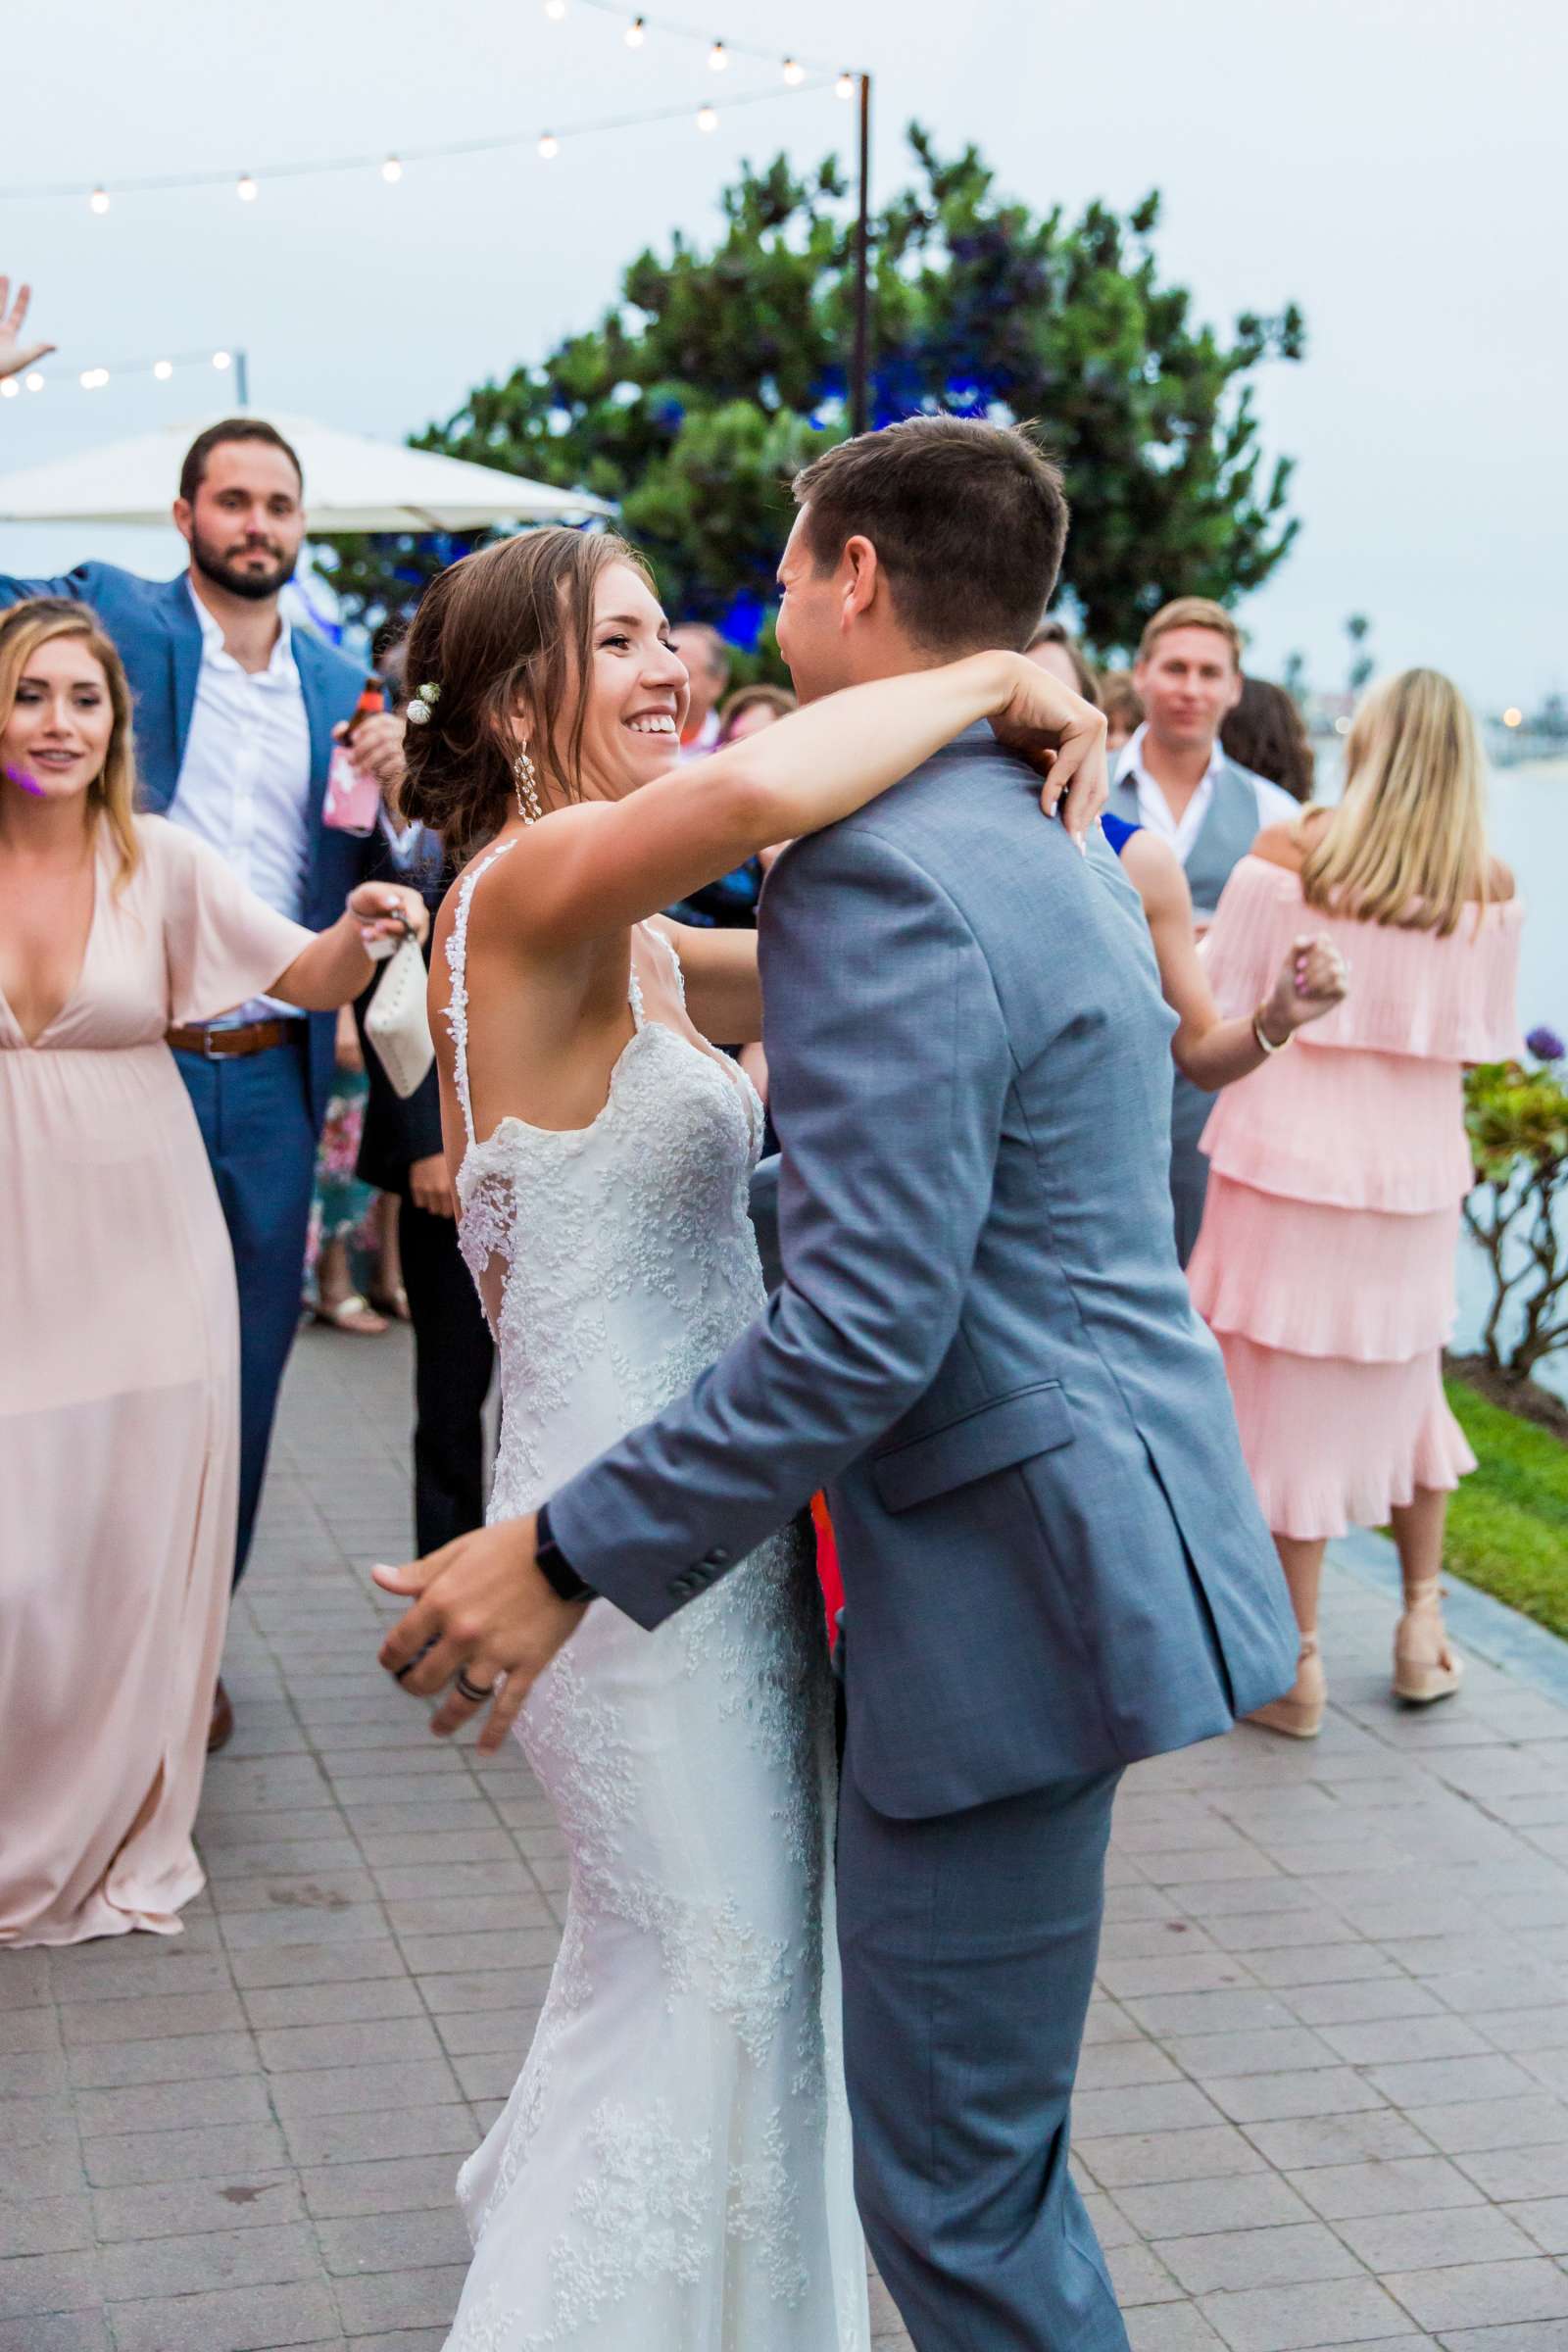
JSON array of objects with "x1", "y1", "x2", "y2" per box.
[
  {"x1": 173, "y1": 1033, "x2": 317, "y2": 1588},
  {"x1": 837, "y1": 1754, "x2": 1129, "y2": 2351}
]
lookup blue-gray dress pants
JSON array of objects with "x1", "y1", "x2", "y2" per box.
[
  {"x1": 174, "y1": 1033, "x2": 317, "y2": 1587},
  {"x1": 837, "y1": 1755, "x2": 1129, "y2": 2351}
]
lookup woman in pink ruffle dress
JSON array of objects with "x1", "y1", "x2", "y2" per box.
[{"x1": 1189, "y1": 669, "x2": 1522, "y2": 1738}]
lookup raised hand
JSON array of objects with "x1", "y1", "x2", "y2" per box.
[
  {"x1": 986, "y1": 653, "x2": 1109, "y2": 848},
  {"x1": 347, "y1": 879, "x2": 430, "y2": 948},
  {"x1": 0, "y1": 279, "x2": 55, "y2": 383},
  {"x1": 1257, "y1": 932, "x2": 1350, "y2": 1044},
  {"x1": 333, "y1": 710, "x2": 405, "y2": 798}
]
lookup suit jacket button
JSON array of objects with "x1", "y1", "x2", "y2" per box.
[{"x1": 705, "y1": 1547, "x2": 732, "y2": 1567}]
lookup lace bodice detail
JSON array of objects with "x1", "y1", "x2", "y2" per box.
[{"x1": 443, "y1": 844, "x2": 766, "y2": 1507}]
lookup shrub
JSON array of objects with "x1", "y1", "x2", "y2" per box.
[{"x1": 1464, "y1": 1036, "x2": 1568, "y2": 1382}]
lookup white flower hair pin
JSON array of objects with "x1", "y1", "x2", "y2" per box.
[{"x1": 406, "y1": 681, "x2": 441, "y2": 728}]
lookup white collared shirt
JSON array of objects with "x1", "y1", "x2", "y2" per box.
[
  {"x1": 1114, "y1": 723, "x2": 1299, "y2": 864},
  {"x1": 166, "y1": 583, "x2": 314, "y2": 1021}
]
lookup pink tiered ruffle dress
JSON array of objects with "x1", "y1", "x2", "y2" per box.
[{"x1": 1187, "y1": 857, "x2": 1522, "y2": 1542}]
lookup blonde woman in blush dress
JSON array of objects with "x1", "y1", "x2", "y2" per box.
[
  {"x1": 1188, "y1": 669, "x2": 1522, "y2": 1737},
  {"x1": 0, "y1": 599, "x2": 426, "y2": 1945}
]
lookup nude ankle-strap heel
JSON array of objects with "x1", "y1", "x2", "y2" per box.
[
  {"x1": 1248, "y1": 1634, "x2": 1326, "y2": 1740},
  {"x1": 1393, "y1": 1577, "x2": 1464, "y2": 1705}
]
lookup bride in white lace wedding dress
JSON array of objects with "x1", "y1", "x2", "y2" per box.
[
  {"x1": 381, "y1": 523, "x2": 1095, "y2": 2352},
  {"x1": 441, "y1": 842, "x2": 864, "y2": 2352}
]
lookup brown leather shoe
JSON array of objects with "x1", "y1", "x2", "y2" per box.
[{"x1": 207, "y1": 1678, "x2": 234, "y2": 1754}]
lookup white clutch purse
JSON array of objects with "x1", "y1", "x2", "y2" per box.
[{"x1": 365, "y1": 931, "x2": 436, "y2": 1099}]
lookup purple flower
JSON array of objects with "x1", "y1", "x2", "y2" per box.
[{"x1": 1526, "y1": 1025, "x2": 1566, "y2": 1062}]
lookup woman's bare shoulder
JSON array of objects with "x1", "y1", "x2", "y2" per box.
[
  {"x1": 1484, "y1": 855, "x2": 1516, "y2": 904},
  {"x1": 1250, "y1": 806, "x2": 1331, "y2": 873}
]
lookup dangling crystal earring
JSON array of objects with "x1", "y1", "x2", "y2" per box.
[{"x1": 514, "y1": 747, "x2": 544, "y2": 826}]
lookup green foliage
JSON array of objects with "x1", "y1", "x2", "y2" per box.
[
  {"x1": 1463, "y1": 1053, "x2": 1568, "y2": 1380},
  {"x1": 1443, "y1": 1375, "x2": 1568, "y2": 1641},
  {"x1": 316, "y1": 132, "x2": 1304, "y2": 653}
]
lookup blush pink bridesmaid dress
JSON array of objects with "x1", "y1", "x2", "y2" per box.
[
  {"x1": 0, "y1": 815, "x2": 313, "y2": 1945},
  {"x1": 1188, "y1": 854, "x2": 1522, "y2": 1541}
]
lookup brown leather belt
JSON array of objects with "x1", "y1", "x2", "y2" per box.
[{"x1": 166, "y1": 1019, "x2": 295, "y2": 1059}]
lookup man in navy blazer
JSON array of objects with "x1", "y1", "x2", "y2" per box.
[{"x1": 1, "y1": 415, "x2": 404, "y2": 1739}]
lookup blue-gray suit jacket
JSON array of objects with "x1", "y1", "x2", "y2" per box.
[
  {"x1": 551, "y1": 728, "x2": 1297, "y2": 1820},
  {"x1": 0, "y1": 563, "x2": 369, "y2": 1124}
]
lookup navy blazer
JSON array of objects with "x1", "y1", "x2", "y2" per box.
[{"x1": 0, "y1": 562, "x2": 372, "y2": 1124}]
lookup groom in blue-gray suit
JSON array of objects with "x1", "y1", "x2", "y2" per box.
[
  {"x1": 382, "y1": 419, "x2": 1297, "y2": 2347},
  {"x1": 1, "y1": 418, "x2": 400, "y2": 1654}
]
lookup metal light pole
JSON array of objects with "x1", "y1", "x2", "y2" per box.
[
  {"x1": 850, "y1": 72, "x2": 872, "y2": 436},
  {"x1": 234, "y1": 349, "x2": 251, "y2": 409}
]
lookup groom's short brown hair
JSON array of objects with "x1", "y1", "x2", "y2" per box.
[{"x1": 793, "y1": 417, "x2": 1069, "y2": 658}]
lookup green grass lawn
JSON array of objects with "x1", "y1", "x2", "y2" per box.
[{"x1": 1443, "y1": 1375, "x2": 1568, "y2": 1641}]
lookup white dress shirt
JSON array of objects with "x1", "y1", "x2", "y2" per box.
[
  {"x1": 1114, "y1": 722, "x2": 1299, "y2": 864},
  {"x1": 166, "y1": 584, "x2": 314, "y2": 1023}
]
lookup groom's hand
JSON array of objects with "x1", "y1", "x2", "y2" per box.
[{"x1": 373, "y1": 1520, "x2": 587, "y2": 1753}]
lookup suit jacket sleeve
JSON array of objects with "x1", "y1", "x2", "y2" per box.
[
  {"x1": 0, "y1": 564, "x2": 95, "y2": 608},
  {"x1": 549, "y1": 820, "x2": 1011, "y2": 1630}
]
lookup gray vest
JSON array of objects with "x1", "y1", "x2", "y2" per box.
[
  {"x1": 1112, "y1": 755, "x2": 1264, "y2": 1260},
  {"x1": 1110, "y1": 757, "x2": 1262, "y2": 913}
]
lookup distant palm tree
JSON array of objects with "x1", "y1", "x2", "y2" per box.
[{"x1": 1345, "y1": 612, "x2": 1374, "y2": 696}]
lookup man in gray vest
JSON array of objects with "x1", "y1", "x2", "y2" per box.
[{"x1": 1111, "y1": 598, "x2": 1301, "y2": 1261}]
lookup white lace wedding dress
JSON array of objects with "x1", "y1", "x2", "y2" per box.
[{"x1": 439, "y1": 842, "x2": 868, "y2": 2352}]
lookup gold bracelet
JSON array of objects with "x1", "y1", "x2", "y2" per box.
[{"x1": 1251, "y1": 1006, "x2": 1292, "y2": 1054}]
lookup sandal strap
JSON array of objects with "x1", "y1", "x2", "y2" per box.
[{"x1": 319, "y1": 1292, "x2": 384, "y2": 1327}]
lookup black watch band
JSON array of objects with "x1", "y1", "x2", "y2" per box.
[{"x1": 535, "y1": 1501, "x2": 594, "y2": 1605}]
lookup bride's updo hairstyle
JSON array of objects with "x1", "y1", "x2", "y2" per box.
[{"x1": 398, "y1": 525, "x2": 653, "y2": 856}]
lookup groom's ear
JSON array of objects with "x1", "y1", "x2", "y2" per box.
[{"x1": 841, "y1": 534, "x2": 881, "y2": 628}]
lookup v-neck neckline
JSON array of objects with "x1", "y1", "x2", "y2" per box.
[{"x1": 0, "y1": 839, "x2": 106, "y2": 1051}]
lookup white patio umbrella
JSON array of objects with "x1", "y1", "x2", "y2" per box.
[{"x1": 0, "y1": 410, "x2": 615, "y2": 532}]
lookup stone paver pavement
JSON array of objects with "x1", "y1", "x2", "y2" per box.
[{"x1": 5, "y1": 1324, "x2": 1568, "y2": 2350}]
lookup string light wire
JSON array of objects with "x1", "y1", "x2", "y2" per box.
[{"x1": 0, "y1": 72, "x2": 852, "y2": 206}]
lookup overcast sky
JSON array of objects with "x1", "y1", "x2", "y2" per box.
[{"x1": 2, "y1": 0, "x2": 1561, "y2": 709}]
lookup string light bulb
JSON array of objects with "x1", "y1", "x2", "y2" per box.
[
  {"x1": 0, "y1": 380, "x2": 18, "y2": 400},
  {"x1": 89, "y1": 186, "x2": 110, "y2": 216},
  {"x1": 836, "y1": 71, "x2": 857, "y2": 98},
  {"x1": 212, "y1": 350, "x2": 232, "y2": 371},
  {"x1": 538, "y1": 131, "x2": 560, "y2": 159},
  {"x1": 24, "y1": 370, "x2": 44, "y2": 392},
  {"x1": 543, "y1": 0, "x2": 566, "y2": 18},
  {"x1": 697, "y1": 103, "x2": 718, "y2": 132},
  {"x1": 381, "y1": 154, "x2": 403, "y2": 182},
  {"x1": 782, "y1": 57, "x2": 805, "y2": 84},
  {"x1": 709, "y1": 39, "x2": 727, "y2": 71},
  {"x1": 236, "y1": 172, "x2": 258, "y2": 202},
  {"x1": 624, "y1": 14, "x2": 645, "y2": 43},
  {"x1": 80, "y1": 368, "x2": 110, "y2": 390},
  {"x1": 153, "y1": 360, "x2": 173, "y2": 380}
]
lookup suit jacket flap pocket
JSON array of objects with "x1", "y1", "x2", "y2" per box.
[{"x1": 870, "y1": 1382, "x2": 1074, "y2": 1514}]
